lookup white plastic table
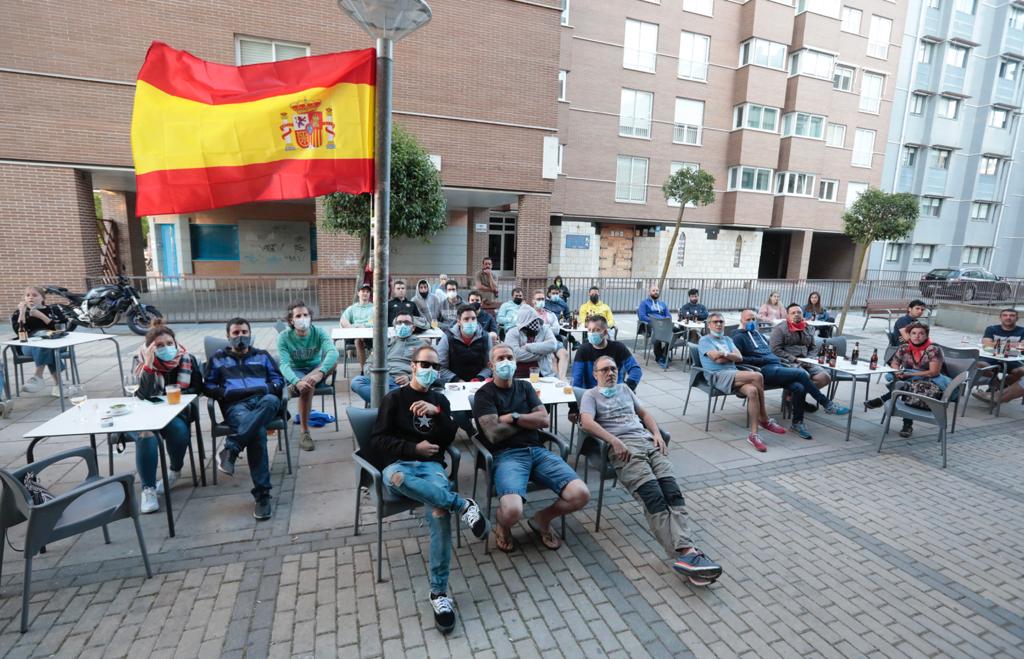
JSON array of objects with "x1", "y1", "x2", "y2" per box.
[
  {"x1": 24, "y1": 394, "x2": 198, "y2": 536},
  {"x1": 798, "y1": 357, "x2": 897, "y2": 442},
  {"x1": 441, "y1": 378, "x2": 576, "y2": 412},
  {"x1": 2, "y1": 332, "x2": 125, "y2": 411},
  {"x1": 979, "y1": 349, "x2": 1021, "y2": 417}
]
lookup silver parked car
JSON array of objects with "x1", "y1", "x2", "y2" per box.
[{"x1": 918, "y1": 268, "x2": 1013, "y2": 302}]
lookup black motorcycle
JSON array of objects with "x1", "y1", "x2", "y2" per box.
[{"x1": 43, "y1": 275, "x2": 163, "y2": 336}]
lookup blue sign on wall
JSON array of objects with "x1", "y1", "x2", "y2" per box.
[{"x1": 565, "y1": 234, "x2": 591, "y2": 250}]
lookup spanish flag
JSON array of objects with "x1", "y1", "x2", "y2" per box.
[{"x1": 131, "y1": 42, "x2": 375, "y2": 216}]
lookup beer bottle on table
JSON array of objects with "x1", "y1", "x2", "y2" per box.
[
  {"x1": 850, "y1": 342, "x2": 860, "y2": 365},
  {"x1": 869, "y1": 348, "x2": 879, "y2": 370},
  {"x1": 1004, "y1": 340, "x2": 1011, "y2": 357},
  {"x1": 994, "y1": 338, "x2": 1002, "y2": 354},
  {"x1": 828, "y1": 346, "x2": 837, "y2": 368},
  {"x1": 817, "y1": 344, "x2": 825, "y2": 364},
  {"x1": 18, "y1": 320, "x2": 28, "y2": 343}
]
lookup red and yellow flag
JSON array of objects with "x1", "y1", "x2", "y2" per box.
[{"x1": 131, "y1": 42, "x2": 375, "y2": 216}]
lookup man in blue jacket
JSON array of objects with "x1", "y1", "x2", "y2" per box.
[
  {"x1": 731, "y1": 309, "x2": 848, "y2": 440},
  {"x1": 204, "y1": 317, "x2": 285, "y2": 520},
  {"x1": 637, "y1": 284, "x2": 674, "y2": 367},
  {"x1": 572, "y1": 316, "x2": 642, "y2": 390}
]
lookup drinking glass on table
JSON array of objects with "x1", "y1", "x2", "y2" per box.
[
  {"x1": 67, "y1": 384, "x2": 88, "y2": 420},
  {"x1": 165, "y1": 384, "x2": 182, "y2": 405},
  {"x1": 529, "y1": 367, "x2": 540, "y2": 384}
]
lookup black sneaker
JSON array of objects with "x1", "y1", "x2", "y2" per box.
[
  {"x1": 673, "y1": 548, "x2": 723, "y2": 585},
  {"x1": 216, "y1": 445, "x2": 236, "y2": 476},
  {"x1": 430, "y1": 592, "x2": 456, "y2": 634},
  {"x1": 865, "y1": 397, "x2": 885, "y2": 410},
  {"x1": 899, "y1": 423, "x2": 913, "y2": 438},
  {"x1": 253, "y1": 495, "x2": 272, "y2": 520},
  {"x1": 459, "y1": 498, "x2": 490, "y2": 540}
]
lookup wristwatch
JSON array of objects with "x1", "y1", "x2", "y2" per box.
[{"x1": 510, "y1": 412, "x2": 521, "y2": 425}]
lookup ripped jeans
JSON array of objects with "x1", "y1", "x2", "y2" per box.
[{"x1": 382, "y1": 460, "x2": 464, "y2": 594}]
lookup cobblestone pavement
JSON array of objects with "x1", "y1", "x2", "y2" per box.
[{"x1": 1, "y1": 317, "x2": 1023, "y2": 657}]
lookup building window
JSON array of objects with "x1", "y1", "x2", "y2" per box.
[
  {"x1": 916, "y1": 41, "x2": 934, "y2": 64},
  {"x1": 840, "y1": 6, "x2": 862, "y2": 33},
  {"x1": 945, "y1": 44, "x2": 968, "y2": 68},
  {"x1": 859, "y1": 72, "x2": 884, "y2": 113},
  {"x1": 782, "y1": 112, "x2": 826, "y2": 139},
  {"x1": 910, "y1": 93, "x2": 928, "y2": 115},
  {"x1": 818, "y1": 179, "x2": 839, "y2": 201},
  {"x1": 796, "y1": 0, "x2": 840, "y2": 17},
  {"x1": 979, "y1": 156, "x2": 999, "y2": 176},
  {"x1": 937, "y1": 96, "x2": 961, "y2": 119},
  {"x1": 962, "y1": 246, "x2": 990, "y2": 265},
  {"x1": 789, "y1": 49, "x2": 836, "y2": 79},
  {"x1": 825, "y1": 123, "x2": 846, "y2": 147},
  {"x1": 1011, "y1": 7, "x2": 1024, "y2": 31},
  {"x1": 867, "y1": 15, "x2": 892, "y2": 59},
  {"x1": 733, "y1": 236, "x2": 743, "y2": 268},
  {"x1": 953, "y1": 0, "x2": 975, "y2": 14},
  {"x1": 557, "y1": 144, "x2": 564, "y2": 174},
  {"x1": 903, "y1": 145, "x2": 919, "y2": 167},
  {"x1": 912, "y1": 244, "x2": 935, "y2": 263},
  {"x1": 678, "y1": 31, "x2": 710, "y2": 80},
  {"x1": 884, "y1": 243, "x2": 904, "y2": 262},
  {"x1": 190, "y1": 224, "x2": 241, "y2": 260},
  {"x1": 927, "y1": 0, "x2": 941, "y2": 9},
  {"x1": 998, "y1": 59, "x2": 1019, "y2": 81},
  {"x1": 920, "y1": 196, "x2": 943, "y2": 217},
  {"x1": 989, "y1": 108, "x2": 1010, "y2": 129},
  {"x1": 733, "y1": 103, "x2": 779, "y2": 132},
  {"x1": 728, "y1": 166, "x2": 773, "y2": 192},
  {"x1": 668, "y1": 162, "x2": 699, "y2": 207},
  {"x1": 833, "y1": 64, "x2": 855, "y2": 91},
  {"x1": 932, "y1": 148, "x2": 951, "y2": 169},
  {"x1": 845, "y1": 182, "x2": 868, "y2": 208},
  {"x1": 683, "y1": 0, "x2": 714, "y2": 16},
  {"x1": 236, "y1": 36, "x2": 309, "y2": 65},
  {"x1": 615, "y1": 155, "x2": 649, "y2": 203},
  {"x1": 624, "y1": 19, "x2": 659, "y2": 72},
  {"x1": 775, "y1": 171, "x2": 816, "y2": 197},
  {"x1": 558, "y1": 70, "x2": 567, "y2": 101},
  {"x1": 739, "y1": 38, "x2": 788, "y2": 70},
  {"x1": 970, "y1": 202, "x2": 992, "y2": 222},
  {"x1": 851, "y1": 129, "x2": 875, "y2": 167},
  {"x1": 673, "y1": 98, "x2": 705, "y2": 144},
  {"x1": 619, "y1": 89, "x2": 654, "y2": 138},
  {"x1": 561, "y1": 0, "x2": 570, "y2": 25}
]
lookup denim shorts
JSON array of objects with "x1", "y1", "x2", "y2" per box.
[{"x1": 493, "y1": 446, "x2": 578, "y2": 499}]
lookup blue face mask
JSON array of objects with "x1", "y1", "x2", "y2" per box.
[
  {"x1": 415, "y1": 367, "x2": 437, "y2": 387},
  {"x1": 494, "y1": 359, "x2": 516, "y2": 380},
  {"x1": 155, "y1": 345, "x2": 177, "y2": 361},
  {"x1": 588, "y1": 332, "x2": 604, "y2": 346},
  {"x1": 745, "y1": 321, "x2": 757, "y2": 332},
  {"x1": 396, "y1": 324, "x2": 412, "y2": 338},
  {"x1": 599, "y1": 385, "x2": 618, "y2": 398},
  {"x1": 461, "y1": 321, "x2": 478, "y2": 336}
]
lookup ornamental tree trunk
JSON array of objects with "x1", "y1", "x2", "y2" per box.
[
  {"x1": 657, "y1": 204, "x2": 686, "y2": 293},
  {"x1": 837, "y1": 241, "x2": 868, "y2": 335}
]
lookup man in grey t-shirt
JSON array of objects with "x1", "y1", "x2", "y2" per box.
[{"x1": 579, "y1": 356, "x2": 723, "y2": 585}]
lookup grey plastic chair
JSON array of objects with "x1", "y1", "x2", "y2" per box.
[
  {"x1": 935, "y1": 345, "x2": 999, "y2": 416},
  {"x1": 346, "y1": 407, "x2": 461, "y2": 582},
  {"x1": 682, "y1": 344, "x2": 747, "y2": 431},
  {"x1": 644, "y1": 317, "x2": 686, "y2": 369},
  {"x1": 878, "y1": 371, "x2": 969, "y2": 468},
  {"x1": 0, "y1": 446, "x2": 152, "y2": 632}
]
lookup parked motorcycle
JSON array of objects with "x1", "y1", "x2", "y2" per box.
[{"x1": 43, "y1": 275, "x2": 163, "y2": 336}]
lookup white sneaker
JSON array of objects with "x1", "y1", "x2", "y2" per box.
[
  {"x1": 22, "y1": 376, "x2": 44, "y2": 393},
  {"x1": 155, "y1": 470, "x2": 180, "y2": 495},
  {"x1": 140, "y1": 486, "x2": 159, "y2": 514},
  {"x1": 0, "y1": 399, "x2": 12, "y2": 419},
  {"x1": 50, "y1": 385, "x2": 62, "y2": 397}
]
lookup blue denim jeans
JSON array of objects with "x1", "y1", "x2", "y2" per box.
[
  {"x1": 493, "y1": 446, "x2": 577, "y2": 499},
  {"x1": 130, "y1": 413, "x2": 191, "y2": 489},
  {"x1": 382, "y1": 460, "x2": 464, "y2": 594},
  {"x1": 23, "y1": 346, "x2": 66, "y2": 374},
  {"x1": 224, "y1": 394, "x2": 280, "y2": 499},
  {"x1": 760, "y1": 364, "x2": 831, "y2": 423},
  {"x1": 351, "y1": 375, "x2": 399, "y2": 403}
]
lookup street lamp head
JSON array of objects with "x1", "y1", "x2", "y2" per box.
[{"x1": 337, "y1": 0, "x2": 432, "y2": 42}]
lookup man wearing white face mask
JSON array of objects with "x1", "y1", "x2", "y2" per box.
[
  {"x1": 579, "y1": 356, "x2": 723, "y2": 586},
  {"x1": 571, "y1": 315, "x2": 642, "y2": 390},
  {"x1": 277, "y1": 301, "x2": 340, "y2": 451},
  {"x1": 351, "y1": 313, "x2": 425, "y2": 404},
  {"x1": 436, "y1": 304, "x2": 492, "y2": 384}
]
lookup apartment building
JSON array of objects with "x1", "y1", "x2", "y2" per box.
[
  {"x1": 0, "y1": 0, "x2": 561, "y2": 312},
  {"x1": 868, "y1": 0, "x2": 1024, "y2": 279},
  {"x1": 550, "y1": 0, "x2": 908, "y2": 281}
]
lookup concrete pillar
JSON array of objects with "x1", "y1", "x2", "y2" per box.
[
  {"x1": 97, "y1": 190, "x2": 147, "y2": 276},
  {"x1": 314, "y1": 197, "x2": 363, "y2": 318},
  {"x1": 465, "y1": 207, "x2": 490, "y2": 290},
  {"x1": 787, "y1": 229, "x2": 813, "y2": 280},
  {"x1": 514, "y1": 194, "x2": 551, "y2": 290}
]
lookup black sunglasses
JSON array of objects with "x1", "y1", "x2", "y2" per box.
[{"x1": 413, "y1": 360, "x2": 440, "y2": 369}]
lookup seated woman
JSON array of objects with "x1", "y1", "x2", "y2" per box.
[
  {"x1": 11, "y1": 286, "x2": 68, "y2": 396},
  {"x1": 865, "y1": 322, "x2": 950, "y2": 438},
  {"x1": 128, "y1": 320, "x2": 201, "y2": 513},
  {"x1": 802, "y1": 291, "x2": 833, "y2": 338},
  {"x1": 758, "y1": 291, "x2": 786, "y2": 323}
]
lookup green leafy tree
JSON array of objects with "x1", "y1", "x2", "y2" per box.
[
  {"x1": 321, "y1": 124, "x2": 447, "y2": 270},
  {"x1": 659, "y1": 167, "x2": 716, "y2": 291},
  {"x1": 836, "y1": 187, "x2": 919, "y2": 333}
]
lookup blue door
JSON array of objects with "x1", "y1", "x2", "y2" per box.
[{"x1": 159, "y1": 224, "x2": 180, "y2": 277}]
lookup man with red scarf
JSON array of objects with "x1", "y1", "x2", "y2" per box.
[{"x1": 769, "y1": 303, "x2": 832, "y2": 395}]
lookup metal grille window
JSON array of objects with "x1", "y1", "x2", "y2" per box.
[
  {"x1": 851, "y1": 129, "x2": 875, "y2": 167},
  {"x1": 619, "y1": 89, "x2": 654, "y2": 138},
  {"x1": 615, "y1": 156, "x2": 649, "y2": 203},
  {"x1": 624, "y1": 19, "x2": 659, "y2": 72},
  {"x1": 678, "y1": 31, "x2": 710, "y2": 80},
  {"x1": 673, "y1": 98, "x2": 705, "y2": 144},
  {"x1": 867, "y1": 15, "x2": 892, "y2": 59},
  {"x1": 859, "y1": 72, "x2": 884, "y2": 113}
]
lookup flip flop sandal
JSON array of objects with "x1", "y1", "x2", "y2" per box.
[
  {"x1": 494, "y1": 525, "x2": 516, "y2": 553},
  {"x1": 527, "y1": 518, "x2": 561, "y2": 550}
]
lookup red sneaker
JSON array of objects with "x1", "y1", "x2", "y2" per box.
[
  {"x1": 746, "y1": 433, "x2": 767, "y2": 452},
  {"x1": 759, "y1": 418, "x2": 787, "y2": 434}
]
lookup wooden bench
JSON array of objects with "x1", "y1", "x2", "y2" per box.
[{"x1": 862, "y1": 299, "x2": 930, "y2": 330}]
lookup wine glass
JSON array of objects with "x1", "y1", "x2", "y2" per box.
[
  {"x1": 67, "y1": 384, "x2": 88, "y2": 420},
  {"x1": 124, "y1": 373, "x2": 140, "y2": 409}
]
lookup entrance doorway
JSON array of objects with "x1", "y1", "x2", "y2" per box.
[
  {"x1": 599, "y1": 224, "x2": 634, "y2": 277},
  {"x1": 158, "y1": 223, "x2": 180, "y2": 277},
  {"x1": 488, "y1": 212, "x2": 517, "y2": 276},
  {"x1": 758, "y1": 232, "x2": 791, "y2": 279}
]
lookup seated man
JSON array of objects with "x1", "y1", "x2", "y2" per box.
[
  {"x1": 732, "y1": 309, "x2": 849, "y2": 440},
  {"x1": 505, "y1": 305, "x2": 565, "y2": 379},
  {"x1": 278, "y1": 300, "x2": 339, "y2": 452},
  {"x1": 531, "y1": 289, "x2": 561, "y2": 331},
  {"x1": 351, "y1": 313, "x2": 425, "y2": 403},
  {"x1": 893, "y1": 299, "x2": 928, "y2": 345},
  {"x1": 698, "y1": 313, "x2": 786, "y2": 453},
  {"x1": 579, "y1": 356, "x2": 723, "y2": 586},
  {"x1": 975, "y1": 308, "x2": 1024, "y2": 394},
  {"x1": 204, "y1": 317, "x2": 284, "y2": 520},
  {"x1": 340, "y1": 283, "x2": 374, "y2": 373},
  {"x1": 578, "y1": 286, "x2": 615, "y2": 329},
  {"x1": 365, "y1": 346, "x2": 488, "y2": 634},
  {"x1": 412, "y1": 279, "x2": 441, "y2": 321},
  {"x1": 770, "y1": 303, "x2": 831, "y2": 394},
  {"x1": 572, "y1": 315, "x2": 642, "y2": 390},
  {"x1": 437, "y1": 280, "x2": 463, "y2": 326},
  {"x1": 544, "y1": 285, "x2": 571, "y2": 325},
  {"x1": 465, "y1": 290, "x2": 500, "y2": 342},
  {"x1": 496, "y1": 287, "x2": 525, "y2": 335},
  {"x1": 387, "y1": 279, "x2": 421, "y2": 325},
  {"x1": 472, "y1": 344, "x2": 590, "y2": 552},
  {"x1": 637, "y1": 284, "x2": 675, "y2": 368},
  {"x1": 436, "y1": 304, "x2": 492, "y2": 383},
  {"x1": 678, "y1": 289, "x2": 709, "y2": 321}
]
